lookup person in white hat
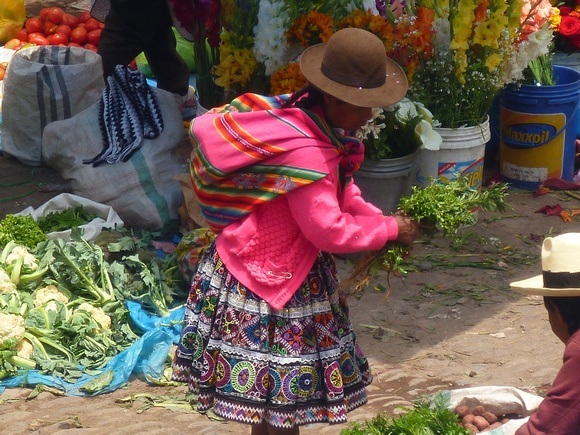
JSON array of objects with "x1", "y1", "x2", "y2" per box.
[{"x1": 511, "y1": 232, "x2": 580, "y2": 434}]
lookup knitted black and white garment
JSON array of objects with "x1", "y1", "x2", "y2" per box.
[{"x1": 84, "y1": 65, "x2": 164, "y2": 167}]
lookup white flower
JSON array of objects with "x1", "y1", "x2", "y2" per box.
[
  {"x1": 394, "y1": 98, "x2": 419, "y2": 122},
  {"x1": 432, "y1": 18, "x2": 451, "y2": 50},
  {"x1": 415, "y1": 120, "x2": 442, "y2": 151},
  {"x1": 253, "y1": 0, "x2": 293, "y2": 75}
]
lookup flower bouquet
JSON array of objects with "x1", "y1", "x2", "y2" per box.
[
  {"x1": 400, "y1": 0, "x2": 554, "y2": 128},
  {"x1": 356, "y1": 98, "x2": 443, "y2": 161}
]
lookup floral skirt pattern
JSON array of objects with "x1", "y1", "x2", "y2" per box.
[{"x1": 171, "y1": 243, "x2": 372, "y2": 429}]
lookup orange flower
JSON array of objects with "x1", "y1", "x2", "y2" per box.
[
  {"x1": 286, "y1": 10, "x2": 334, "y2": 47},
  {"x1": 270, "y1": 62, "x2": 306, "y2": 95}
]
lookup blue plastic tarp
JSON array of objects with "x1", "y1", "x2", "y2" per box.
[{"x1": 0, "y1": 301, "x2": 184, "y2": 396}]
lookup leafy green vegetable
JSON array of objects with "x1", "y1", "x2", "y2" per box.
[
  {"x1": 398, "y1": 176, "x2": 509, "y2": 237},
  {"x1": 345, "y1": 176, "x2": 509, "y2": 293},
  {"x1": 36, "y1": 206, "x2": 99, "y2": 233},
  {"x1": 341, "y1": 396, "x2": 470, "y2": 435},
  {"x1": 0, "y1": 214, "x2": 46, "y2": 249}
]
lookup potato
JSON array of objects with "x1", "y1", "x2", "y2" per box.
[
  {"x1": 464, "y1": 423, "x2": 479, "y2": 434},
  {"x1": 455, "y1": 404, "x2": 472, "y2": 418},
  {"x1": 489, "y1": 422, "x2": 502, "y2": 429},
  {"x1": 462, "y1": 414, "x2": 475, "y2": 425},
  {"x1": 482, "y1": 411, "x2": 498, "y2": 424},
  {"x1": 473, "y1": 415, "x2": 491, "y2": 431},
  {"x1": 501, "y1": 417, "x2": 511, "y2": 424},
  {"x1": 472, "y1": 405, "x2": 486, "y2": 416}
]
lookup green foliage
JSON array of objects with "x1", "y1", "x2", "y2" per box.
[
  {"x1": 35, "y1": 206, "x2": 99, "y2": 233},
  {"x1": 398, "y1": 176, "x2": 509, "y2": 238},
  {"x1": 0, "y1": 214, "x2": 46, "y2": 249},
  {"x1": 341, "y1": 398, "x2": 470, "y2": 435}
]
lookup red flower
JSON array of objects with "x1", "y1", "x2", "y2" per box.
[{"x1": 560, "y1": 15, "x2": 580, "y2": 37}]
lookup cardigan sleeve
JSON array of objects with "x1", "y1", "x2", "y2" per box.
[{"x1": 285, "y1": 175, "x2": 399, "y2": 254}]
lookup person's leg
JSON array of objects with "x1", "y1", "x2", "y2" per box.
[
  {"x1": 251, "y1": 421, "x2": 299, "y2": 435},
  {"x1": 97, "y1": 3, "x2": 144, "y2": 78},
  {"x1": 139, "y1": 0, "x2": 189, "y2": 96},
  {"x1": 143, "y1": 25, "x2": 190, "y2": 96}
]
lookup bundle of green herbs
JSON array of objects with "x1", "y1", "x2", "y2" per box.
[
  {"x1": 344, "y1": 175, "x2": 509, "y2": 294},
  {"x1": 341, "y1": 395, "x2": 469, "y2": 434}
]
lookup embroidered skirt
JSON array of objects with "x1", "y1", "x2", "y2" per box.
[{"x1": 171, "y1": 243, "x2": 372, "y2": 428}]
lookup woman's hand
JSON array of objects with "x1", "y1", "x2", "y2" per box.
[{"x1": 393, "y1": 212, "x2": 420, "y2": 246}]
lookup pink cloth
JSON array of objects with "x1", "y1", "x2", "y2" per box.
[
  {"x1": 216, "y1": 168, "x2": 399, "y2": 309},
  {"x1": 516, "y1": 330, "x2": 580, "y2": 434}
]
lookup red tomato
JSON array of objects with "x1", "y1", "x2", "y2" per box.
[
  {"x1": 47, "y1": 7, "x2": 64, "y2": 25},
  {"x1": 99, "y1": 21, "x2": 105, "y2": 29},
  {"x1": 15, "y1": 28, "x2": 28, "y2": 42},
  {"x1": 86, "y1": 29, "x2": 101, "y2": 46},
  {"x1": 75, "y1": 22, "x2": 86, "y2": 28},
  {"x1": 48, "y1": 33, "x2": 69, "y2": 45},
  {"x1": 43, "y1": 21, "x2": 58, "y2": 35},
  {"x1": 84, "y1": 18, "x2": 100, "y2": 33},
  {"x1": 78, "y1": 11, "x2": 91, "y2": 23},
  {"x1": 55, "y1": 24, "x2": 72, "y2": 38},
  {"x1": 62, "y1": 13, "x2": 78, "y2": 28},
  {"x1": 70, "y1": 27, "x2": 88, "y2": 45},
  {"x1": 83, "y1": 43, "x2": 98, "y2": 52},
  {"x1": 39, "y1": 8, "x2": 51, "y2": 21},
  {"x1": 67, "y1": 41, "x2": 81, "y2": 47},
  {"x1": 28, "y1": 33, "x2": 49, "y2": 46},
  {"x1": 25, "y1": 17, "x2": 43, "y2": 34}
]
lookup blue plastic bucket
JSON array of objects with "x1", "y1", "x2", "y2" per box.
[{"x1": 499, "y1": 66, "x2": 580, "y2": 190}]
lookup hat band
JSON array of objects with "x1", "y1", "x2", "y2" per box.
[
  {"x1": 321, "y1": 63, "x2": 386, "y2": 89},
  {"x1": 543, "y1": 270, "x2": 580, "y2": 288}
]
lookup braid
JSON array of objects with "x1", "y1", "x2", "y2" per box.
[{"x1": 282, "y1": 85, "x2": 324, "y2": 109}]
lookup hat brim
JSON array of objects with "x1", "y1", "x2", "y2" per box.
[
  {"x1": 510, "y1": 274, "x2": 580, "y2": 296},
  {"x1": 300, "y1": 43, "x2": 408, "y2": 108}
]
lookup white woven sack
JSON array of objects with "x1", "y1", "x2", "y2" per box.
[
  {"x1": 1, "y1": 45, "x2": 104, "y2": 166},
  {"x1": 42, "y1": 87, "x2": 186, "y2": 230}
]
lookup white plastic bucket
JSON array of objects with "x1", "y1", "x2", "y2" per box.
[
  {"x1": 354, "y1": 151, "x2": 418, "y2": 214},
  {"x1": 415, "y1": 117, "x2": 490, "y2": 191}
]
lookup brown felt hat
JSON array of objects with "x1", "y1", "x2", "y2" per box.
[{"x1": 300, "y1": 27, "x2": 408, "y2": 108}]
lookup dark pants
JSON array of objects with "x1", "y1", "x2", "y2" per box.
[{"x1": 97, "y1": 0, "x2": 190, "y2": 96}]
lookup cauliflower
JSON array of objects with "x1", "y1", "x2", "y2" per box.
[
  {"x1": 16, "y1": 338, "x2": 33, "y2": 359},
  {"x1": 0, "y1": 268, "x2": 17, "y2": 294},
  {"x1": 5, "y1": 245, "x2": 38, "y2": 271},
  {"x1": 77, "y1": 302, "x2": 111, "y2": 331},
  {"x1": 33, "y1": 285, "x2": 69, "y2": 311},
  {"x1": 0, "y1": 312, "x2": 25, "y2": 346}
]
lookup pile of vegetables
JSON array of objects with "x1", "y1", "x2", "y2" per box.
[
  {"x1": 4, "y1": 8, "x2": 104, "y2": 52},
  {"x1": 345, "y1": 175, "x2": 509, "y2": 293},
  {"x1": 0, "y1": 212, "x2": 186, "y2": 383}
]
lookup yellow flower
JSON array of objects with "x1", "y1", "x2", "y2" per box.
[
  {"x1": 485, "y1": 52, "x2": 504, "y2": 71},
  {"x1": 474, "y1": 20, "x2": 503, "y2": 48}
]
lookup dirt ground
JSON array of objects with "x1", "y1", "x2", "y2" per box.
[
  {"x1": 2, "y1": 145, "x2": 575, "y2": 435},
  {"x1": 1, "y1": 1, "x2": 579, "y2": 433}
]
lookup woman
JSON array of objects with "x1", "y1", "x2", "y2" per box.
[{"x1": 172, "y1": 28, "x2": 420, "y2": 435}]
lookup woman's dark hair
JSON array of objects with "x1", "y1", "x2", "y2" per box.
[
  {"x1": 545, "y1": 296, "x2": 580, "y2": 335},
  {"x1": 282, "y1": 84, "x2": 324, "y2": 109}
]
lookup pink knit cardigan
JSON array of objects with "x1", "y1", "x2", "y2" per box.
[{"x1": 216, "y1": 168, "x2": 399, "y2": 309}]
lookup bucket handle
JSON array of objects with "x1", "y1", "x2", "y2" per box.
[{"x1": 500, "y1": 103, "x2": 579, "y2": 149}]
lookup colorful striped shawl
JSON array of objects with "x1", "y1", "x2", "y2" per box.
[{"x1": 189, "y1": 93, "x2": 363, "y2": 233}]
